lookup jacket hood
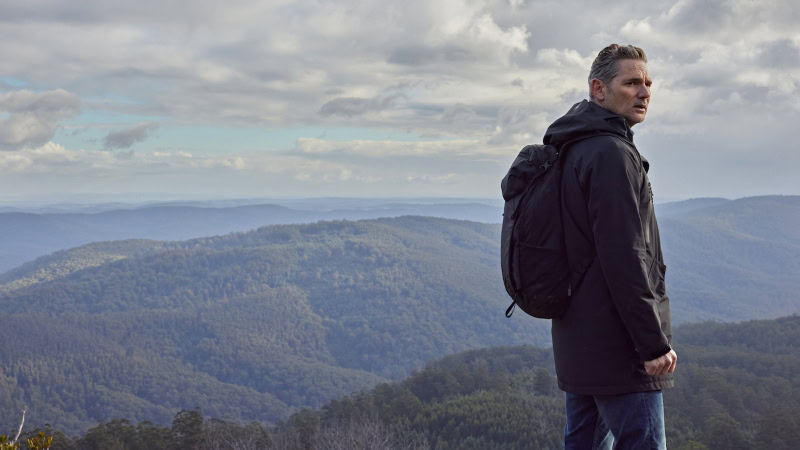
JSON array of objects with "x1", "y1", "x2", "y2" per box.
[{"x1": 543, "y1": 100, "x2": 634, "y2": 147}]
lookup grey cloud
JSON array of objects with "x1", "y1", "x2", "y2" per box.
[
  {"x1": 388, "y1": 45, "x2": 475, "y2": 66},
  {"x1": 487, "y1": 107, "x2": 551, "y2": 146},
  {"x1": 114, "y1": 150, "x2": 135, "y2": 160},
  {"x1": 442, "y1": 104, "x2": 478, "y2": 124},
  {"x1": 560, "y1": 88, "x2": 585, "y2": 103},
  {"x1": 387, "y1": 46, "x2": 435, "y2": 66},
  {"x1": 0, "y1": 0, "x2": 546, "y2": 132},
  {"x1": 384, "y1": 81, "x2": 416, "y2": 92},
  {"x1": 319, "y1": 93, "x2": 405, "y2": 117},
  {"x1": 0, "y1": 89, "x2": 80, "y2": 150},
  {"x1": 729, "y1": 86, "x2": 770, "y2": 103},
  {"x1": 660, "y1": 0, "x2": 800, "y2": 37},
  {"x1": 0, "y1": 115, "x2": 53, "y2": 150},
  {"x1": 759, "y1": 40, "x2": 800, "y2": 69},
  {"x1": 695, "y1": 85, "x2": 771, "y2": 116},
  {"x1": 2, "y1": 0, "x2": 799, "y2": 200},
  {"x1": 104, "y1": 123, "x2": 158, "y2": 150},
  {"x1": 663, "y1": 0, "x2": 733, "y2": 32},
  {"x1": 0, "y1": 89, "x2": 80, "y2": 120},
  {"x1": 0, "y1": 0, "x2": 225, "y2": 25},
  {"x1": 674, "y1": 69, "x2": 721, "y2": 89}
]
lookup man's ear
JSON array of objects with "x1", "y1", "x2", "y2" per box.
[{"x1": 590, "y1": 78, "x2": 606, "y2": 102}]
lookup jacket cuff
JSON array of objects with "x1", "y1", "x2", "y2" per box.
[{"x1": 640, "y1": 345, "x2": 672, "y2": 362}]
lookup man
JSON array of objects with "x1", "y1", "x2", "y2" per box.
[{"x1": 542, "y1": 44, "x2": 677, "y2": 449}]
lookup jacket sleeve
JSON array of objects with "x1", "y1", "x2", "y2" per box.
[{"x1": 581, "y1": 138, "x2": 671, "y2": 362}]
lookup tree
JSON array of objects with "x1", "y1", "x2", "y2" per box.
[
  {"x1": 533, "y1": 368, "x2": 556, "y2": 396},
  {"x1": 702, "y1": 414, "x2": 751, "y2": 450},
  {"x1": 753, "y1": 407, "x2": 800, "y2": 450},
  {"x1": 0, "y1": 410, "x2": 53, "y2": 450},
  {"x1": 170, "y1": 409, "x2": 204, "y2": 450}
]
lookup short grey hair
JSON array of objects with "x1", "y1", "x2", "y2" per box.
[{"x1": 588, "y1": 44, "x2": 647, "y2": 99}]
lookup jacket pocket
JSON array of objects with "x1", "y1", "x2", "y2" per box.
[{"x1": 516, "y1": 243, "x2": 569, "y2": 296}]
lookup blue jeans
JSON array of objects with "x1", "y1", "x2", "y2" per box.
[{"x1": 564, "y1": 391, "x2": 666, "y2": 450}]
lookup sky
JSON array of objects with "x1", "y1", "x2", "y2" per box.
[{"x1": 0, "y1": 0, "x2": 798, "y2": 203}]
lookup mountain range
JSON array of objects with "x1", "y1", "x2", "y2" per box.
[
  {"x1": 20, "y1": 315, "x2": 800, "y2": 449},
  {"x1": 0, "y1": 195, "x2": 798, "y2": 434},
  {"x1": 0, "y1": 200, "x2": 503, "y2": 273}
]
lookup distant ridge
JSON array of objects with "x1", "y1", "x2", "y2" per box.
[
  {"x1": 658, "y1": 195, "x2": 800, "y2": 322},
  {"x1": 656, "y1": 197, "x2": 731, "y2": 217},
  {"x1": 0, "y1": 201, "x2": 502, "y2": 273}
]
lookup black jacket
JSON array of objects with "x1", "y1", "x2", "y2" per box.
[{"x1": 544, "y1": 100, "x2": 673, "y2": 394}]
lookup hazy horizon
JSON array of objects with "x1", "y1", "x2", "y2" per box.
[{"x1": 0, "y1": 192, "x2": 776, "y2": 211}]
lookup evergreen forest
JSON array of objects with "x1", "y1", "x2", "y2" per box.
[
  {"x1": 0, "y1": 196, "x2": 798, "y2": 447},
  {"x1": 8, "y1": 315, "x2": 799, "y2": 449}
]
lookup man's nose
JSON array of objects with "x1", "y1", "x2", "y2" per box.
[{"x1": 638, "y1": 84, "x2": 651, "y2": 98}]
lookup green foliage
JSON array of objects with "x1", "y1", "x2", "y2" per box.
[
  {"x1": 659, "y1": 196, "x2": 800, "y2": 323},
  {"x1": 0, "y1": 240, "x2": 169, "y2": 293},
  {"x1": 267, "y1": 316, "x2": 800, "y2": 449},
  {"x1": 1, "y1": 207, "x2": 799, "y2": 440},
  {"x1": 25, "y1": 432, "x2": 52, "y2": 450},
  {"x1": 0, "y1": 432, "x2": 54, "y2": 450},
  {"x1": 0, "y1": 217, "x2": 548, "y2": 434},
  {"x1": 0, "y1": 434, "x2": 19, "y2": 450},
  {"x1": 170, "y1": 410, "x2": 203, "y2": 449},
  {"x1": 11, "y1": 315, "x2": 800, "y2": 449},
  {"x1": 68, "y1": 412, "x2": 274, "y2": 450}
]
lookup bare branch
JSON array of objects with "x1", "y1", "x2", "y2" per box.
[{"x1": 11, "y1": 407, "x2": 27, "y2": 444}]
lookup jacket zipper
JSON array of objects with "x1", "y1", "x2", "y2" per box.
[{"x1": 645, "y1": 181, "x2": 653, "y2": 244}]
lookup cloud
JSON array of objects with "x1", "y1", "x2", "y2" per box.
[
  {"x1": 319, "y1": 94, "x2": 405, "y2": 117},
  {"x1": 224, "y1": 156, "x2": 245, "y2": 170},
  {"x1": 0, "y1": 142, "x2": 92, "y2": 173},
  {"x1": 487, "y1": 109, "x2": 551, "y2": 146},
  {"x1": 1, "y1": 0, "x2": 799, "y2": 199},
  {"x1": 386, "y1": 10, "x2": 529, "y2": 67},
  {"x1": 0, "y1": 0, "x2": 539, "y2": 131},
  {"x1": 406, "y1": 173, "x2": 457, "y2": 184},
  {"x1": 103, "y1": 123, "x2": 158, "y2": 150},
  {"x1": 758, "y1": 39, "x2": 800, "y2": 69},
  {"x1": 0, "y1": 144, "x2": 253, "y2": 177},
  {"x1": 294, "y1": 137, "x2": 491, "y2": 158},
  {"x1": 0, "y1": 89, "x2": 80, "y2": 150}
]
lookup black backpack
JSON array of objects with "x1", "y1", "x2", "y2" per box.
[{"x1": 500, "y1": 136, "x2": 600, "y2": 318}]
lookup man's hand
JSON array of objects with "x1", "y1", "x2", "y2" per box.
[{"x1": 644, "y1": 349, "x2": 677, "y2": 376}]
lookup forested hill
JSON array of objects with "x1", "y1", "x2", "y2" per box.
[
  {"x1": 1, "y1": 197, "x2": 799, "y2": 433},
  {"x1": 658, "y1": 195, "x2": 800, "y2": 322},
  {"x1": 24, "y1": 315, "x2": 800, "y2": 449},
  {"x1": 5, "y1": 195, "x2": 800, "y2": 323},
  {"x1": 265, "y1": 315, "x2": 800, "y2": 450},
  {"x1": 0, "y1": 217, "x2": 549, "y2": 433},
  {"x1": 0, "y1": 201, "x2": 502, "y2": 272}
]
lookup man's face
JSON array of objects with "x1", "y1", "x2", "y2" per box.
[{"x1": 597, "y1": 59, "x2": 652, "y2": 127}]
